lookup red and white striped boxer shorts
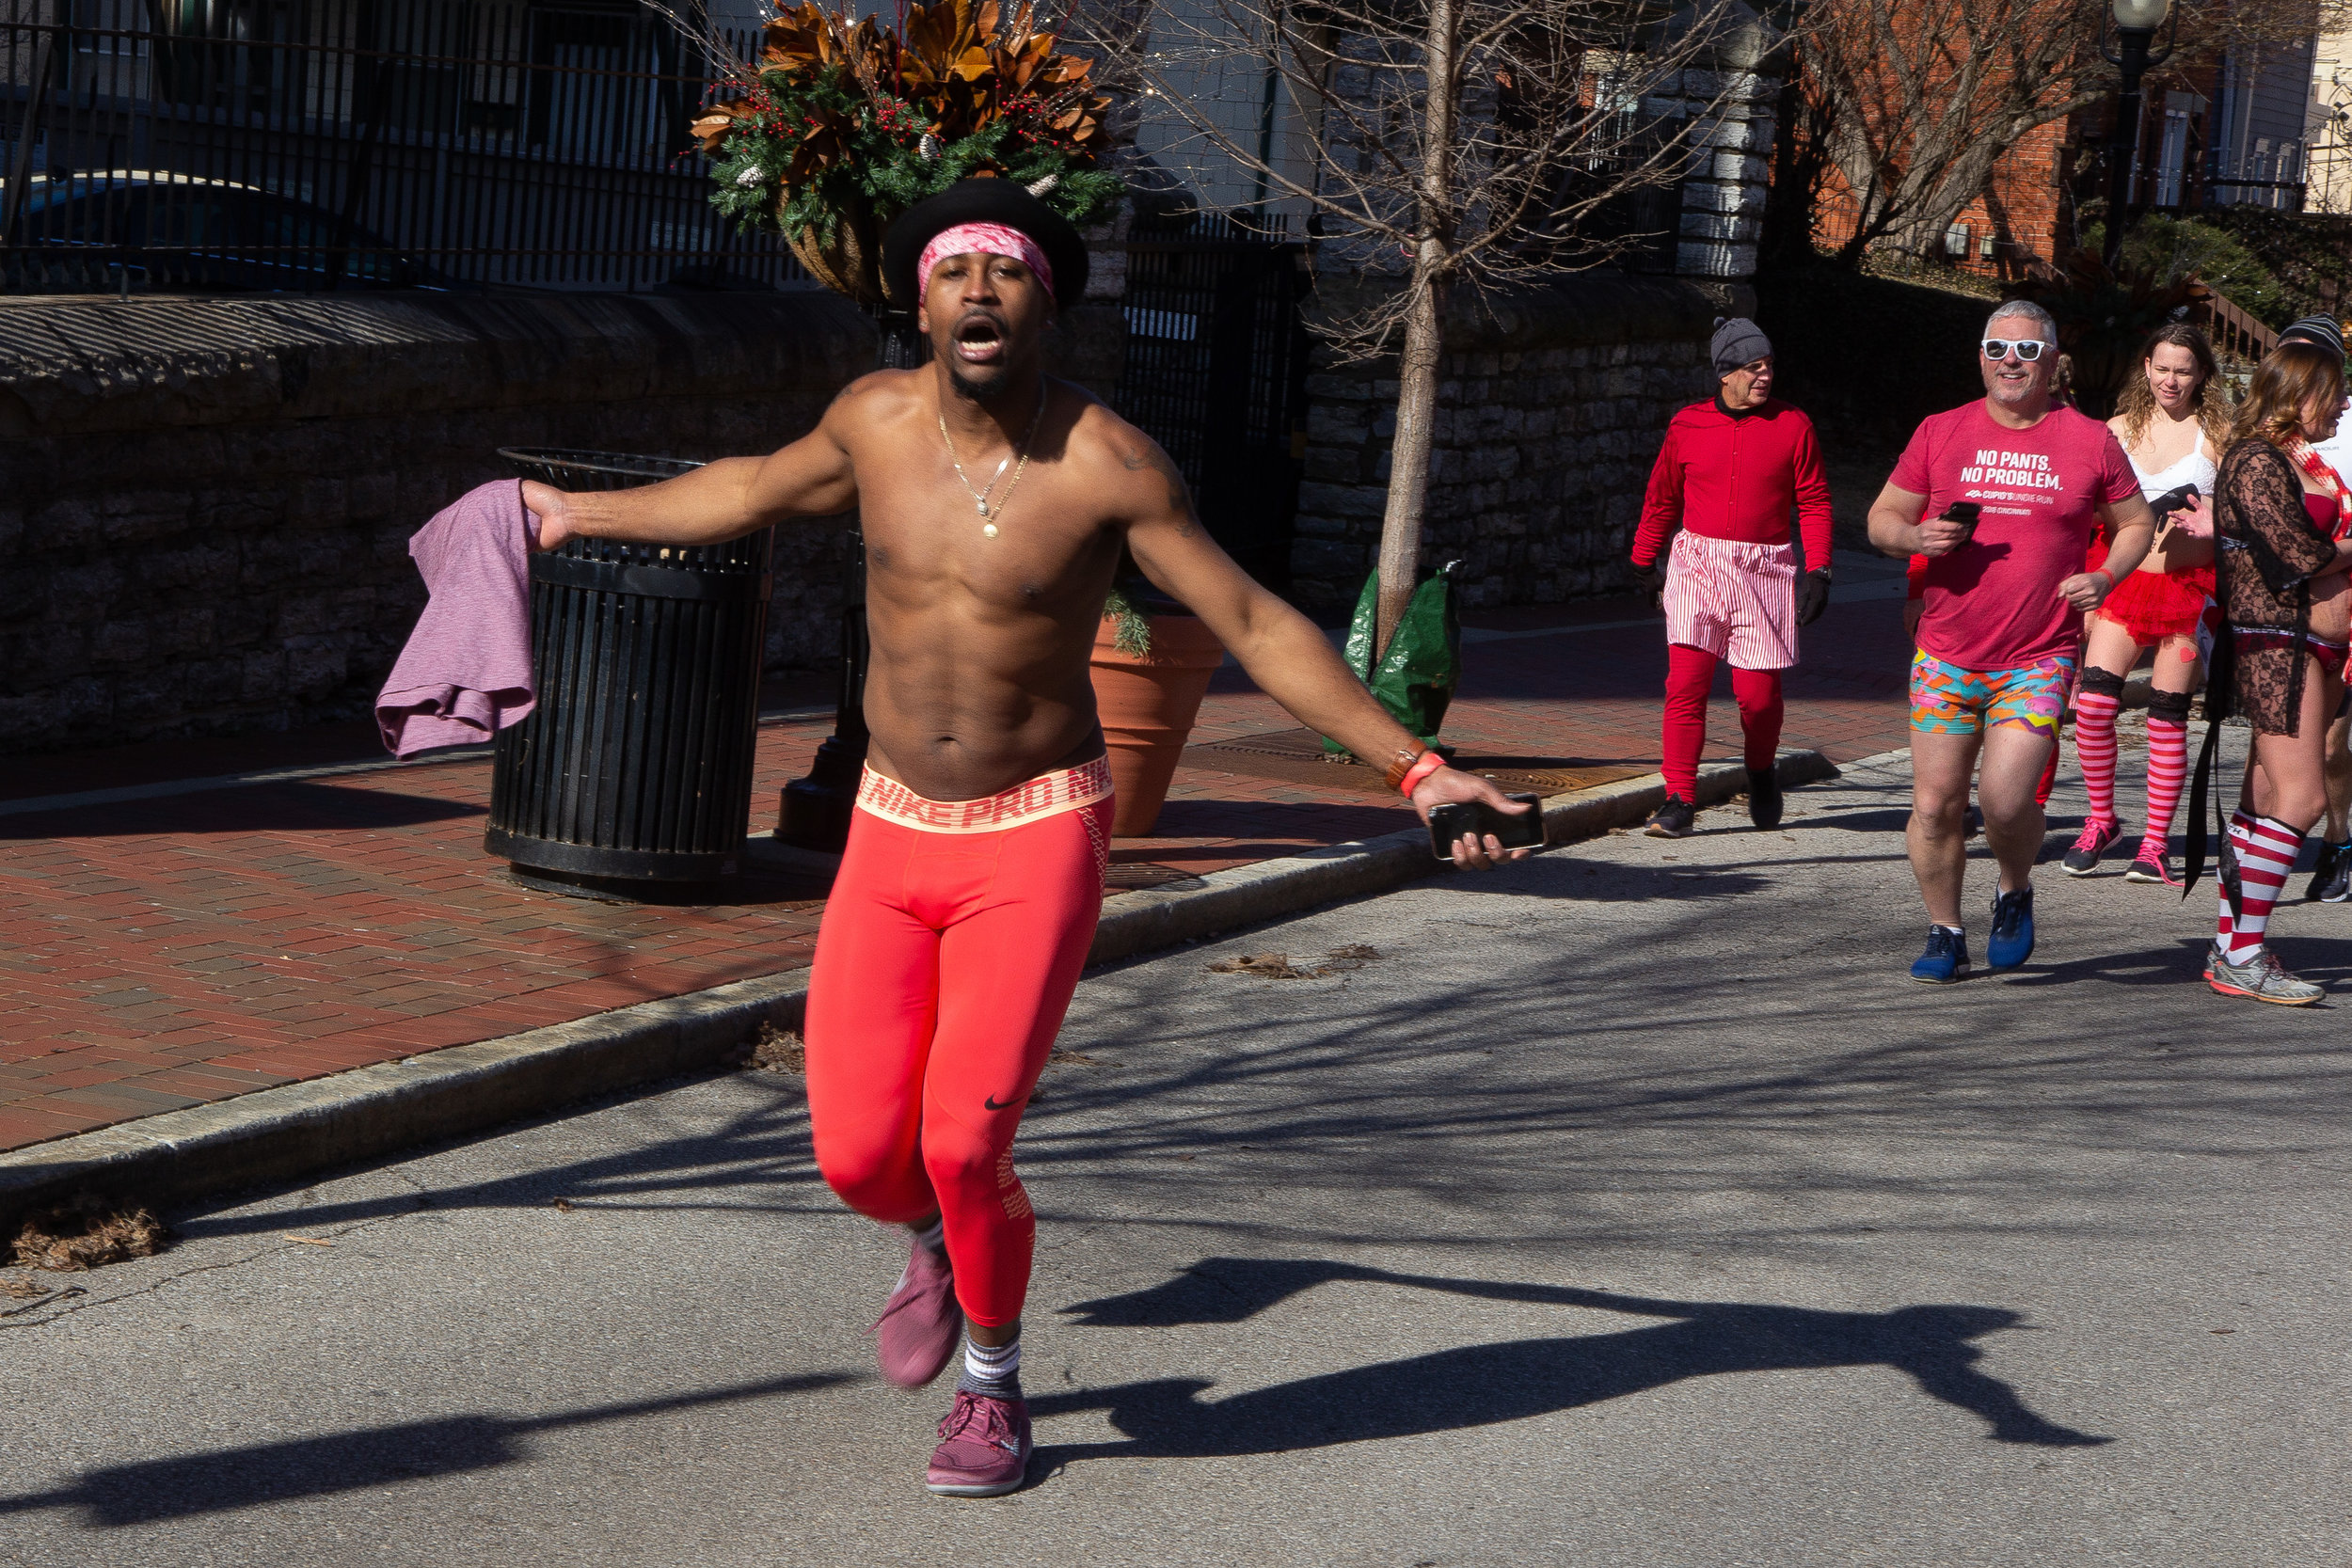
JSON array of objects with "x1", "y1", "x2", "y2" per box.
[{"x1": 1661, "y1": 531, "x2": 1800, "y2": 670}]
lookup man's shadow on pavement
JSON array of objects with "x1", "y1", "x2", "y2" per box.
[
  {"x1": 0, "y1": 1372, "x2": 850, "y2": 1528},
  {"x1": 1031, "y1": 1259, "x2": 2106, "y2": 1467}
]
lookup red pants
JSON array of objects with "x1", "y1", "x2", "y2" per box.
[
  {"x1": 1662, "y1": 643, "x2": 1784, "y2": 800},
  {"x1": 804, "y1": 788, "x2": 1110, "y2": 1328}
]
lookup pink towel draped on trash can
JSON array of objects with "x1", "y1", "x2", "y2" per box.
[{"x1": 375, "y1": 480, "x2": 542, "y2": 758}]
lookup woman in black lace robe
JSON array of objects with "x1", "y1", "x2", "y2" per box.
[{"x1": 2201, "y1": 343, "x2": 2352, "y2": 1003}]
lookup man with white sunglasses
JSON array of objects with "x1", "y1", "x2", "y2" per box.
[{"x1": 1867, "y1": 301, "x2": 2156, "y2": 982}]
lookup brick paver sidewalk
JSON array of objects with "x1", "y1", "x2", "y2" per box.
[{"x1": 0, "y1": 561, "x2": 1915, "y2": 1154}]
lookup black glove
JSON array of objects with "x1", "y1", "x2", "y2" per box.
[
  {"x1": 1796, "y1": 569, "x2": 1832, "y2": 626},
  {"x1": 1633, "y1": 561, "x2": 1668, "y2": 599}
]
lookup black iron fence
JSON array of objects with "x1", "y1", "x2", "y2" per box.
[
  {"x1": 0, "y1": 1, "x2": 804, "y2": 293},
  {"x1": 1119, "y1": 212, "x2": 1314, "y2": 593}
]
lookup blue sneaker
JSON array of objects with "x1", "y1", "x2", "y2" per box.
[
  {"x1": 1987, "y1": 886, "x2": 2036, "y2": 971},
  {"x1": 1910, "y1": 925, "x2": 1970, "y2": 983}
]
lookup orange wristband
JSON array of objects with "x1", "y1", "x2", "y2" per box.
[{"x1": 1396, "y1": 751, "x2": 1448, "y2": 799}]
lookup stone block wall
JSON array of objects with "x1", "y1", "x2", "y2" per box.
[
  {"x1": 1288, "y1": 272, "x2": 1717, "y2": 615},
  {"x1": 0, "y1": 289, "x2": 1123, "y2": 755}
]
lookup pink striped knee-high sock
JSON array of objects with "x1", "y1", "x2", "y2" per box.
[
  {"x1": 2139, "y1": 716, "x2": 2188, "y2": 861},
  {"x1": 2073, "y1": 689, "x2": 2121, "y2": 826},
  {"x1": 2218, "y1": 810, "x2": 2303, "y2": 961}
]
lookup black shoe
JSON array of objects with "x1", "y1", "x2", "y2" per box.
[
  {"x1": 2310, "y1": 840, "x2": 2352, "y2": 903},
  {"x1": 2060, "y1": 817, "x2": 2122, "y2": 877},
  {"x1": 1746, "y1": 767, "x2": 1783, "y2": 830},
  {"x1": 1645, "y1": 795, "x2": 1696, "y2": 837}
]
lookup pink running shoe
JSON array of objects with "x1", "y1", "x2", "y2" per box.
[
  {"x1": 925, "y1": 1390, "x2": 1032, "y2": 1497},
  {"x1": 872, "y1": 1239, "x2": 961, "y2": 1389}
]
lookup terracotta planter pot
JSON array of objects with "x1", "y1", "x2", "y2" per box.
[{"x1": 1089, "y1": 613, "x2": 1225, "y2": 837}]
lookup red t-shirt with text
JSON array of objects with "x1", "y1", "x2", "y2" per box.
[{"x1": 1891, "y1": 402, "x2": 2139, "y2": 671}]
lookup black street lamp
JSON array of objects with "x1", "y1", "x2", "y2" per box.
[{"x1": 2101, "y1": 0, "x2": 2178, "y2": 271}]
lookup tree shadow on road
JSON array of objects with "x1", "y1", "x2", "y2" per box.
[
  {"x1": 0, "y1": 1371, "x2": 850, "y2": 1528},
  {"x1": 1032, "y1": 1258, "x2": 2106, "y2": 1471}
]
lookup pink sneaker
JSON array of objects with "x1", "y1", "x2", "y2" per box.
[
  {"x1": 872, "y1": 1239, "x2": 961, "y2": 1389},
  {"x1": 925, "y1": 1390, "x2": 1032, "y2": 1497}
]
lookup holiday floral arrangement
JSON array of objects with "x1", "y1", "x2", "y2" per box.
[{"x1": 675, "y1": 0, "x2": 1122, "y2": 305}]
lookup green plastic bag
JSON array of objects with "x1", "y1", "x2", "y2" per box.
[{"x1": 1323, "y1": 560, "x2": 1461, "y2": 756}]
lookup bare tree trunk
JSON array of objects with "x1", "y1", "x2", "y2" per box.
[
  {"x1": 1374, "y1": 0, "x2": 1455, "y2": 660},
  {"x1": 1375, "y1": 262, "x2": 1445, "y2": 659}
]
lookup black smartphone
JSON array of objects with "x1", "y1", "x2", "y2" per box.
[
  {"x1": 1943, "y1": 500, "x2": 1981, "y2": 541},
  {"x1": 1428, "y1": 793, "x2": 1546, "y2": 860}
]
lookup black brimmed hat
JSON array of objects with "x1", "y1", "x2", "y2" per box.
[{"x1": 882, "y1": 179, "x2": 1089, "y2": 311}]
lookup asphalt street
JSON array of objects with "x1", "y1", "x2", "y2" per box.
[{"x1": 6, "y1": 738, "x2": 2351, "y2": 1567}]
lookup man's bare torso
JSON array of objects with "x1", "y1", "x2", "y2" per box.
[{"x1": 835, "y1": 371, "x2": 1164, "y2": 802}]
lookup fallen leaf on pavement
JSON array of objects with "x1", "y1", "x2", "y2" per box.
[
  {"x1": 10, "y1": 1195, "x2": 170, "y2": 1272},
  {"x1": 1208, "y1": 952, "x2": 1315, "y2": 978},
  {"x1": 1208, "y1": 945, "x2": 1384, "y2": 979},
  {"x1": 552, "y1": 1198, "x2": 577, "y2": 1213},
  {"x1": 742, "y1": 1022, "x2": 806, "y2": 1073},
  {"x1": 284, "y1": 1235, "x2": 335, "y2": 1247}
]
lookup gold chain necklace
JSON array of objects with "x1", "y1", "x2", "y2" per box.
[{"x1": 938, "y1": 383, "x2": 1047, "y2": 539}]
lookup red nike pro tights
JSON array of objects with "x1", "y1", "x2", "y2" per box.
[{"x1": 804, "y1": 799, "x2": 1110, "y2": 1328}]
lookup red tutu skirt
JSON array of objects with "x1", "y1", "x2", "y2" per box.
[{"x1": 2096, "y1": 562, "x2": 2215, "y2": 646}]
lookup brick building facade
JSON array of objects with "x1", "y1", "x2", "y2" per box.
[{"x1": 1803, "y1": 0, "x2": 2327, "y2": 276}]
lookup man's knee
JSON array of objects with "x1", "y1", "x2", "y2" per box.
[
  {"x1": 1977, "y1": 747, "x2": 2054, "y2": 830},
  {"x1": 918, "y1": 1117, "x2": 1007, "y2": 1208},
  {"x1": 1730, "y1": 668, "x2": 1784, "y2": 715},
  {"x1": 1911, "y1": 787, "x2": 1969, "y2": 832},
  {"x1": 1979, "y1": 790, "x2": 2044, "y2": 833},
  {"x1": 815, "y1": 1125, "x2": 933, "y2": 1224}
]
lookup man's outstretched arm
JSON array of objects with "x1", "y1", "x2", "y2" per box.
[
  {"x1": 1109, "y1": 425, "x2": 1534, "y2": 869},
  {"x1": 525, "y1": 378, "x2": 870, "y2": 549}
]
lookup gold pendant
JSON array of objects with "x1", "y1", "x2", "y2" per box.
[{"x1": 982, "y1": 523, "x2": 998, "y2": 538}]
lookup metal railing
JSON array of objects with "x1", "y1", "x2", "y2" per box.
[
  {"x1": 2197, "y1": 286, "x2": 2278, "y2": 366},
  {"x1": 0, "y1": 3, "x2": 805, "y2": 293}
]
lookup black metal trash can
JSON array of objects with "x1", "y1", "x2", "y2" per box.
[{"x1": 485, "y1": 448, "x2": 775, "y2": 895}]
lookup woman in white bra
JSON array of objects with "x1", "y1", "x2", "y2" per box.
[{"x1": 2060, "y1": 324, "x2": 2233, "y2": 885}]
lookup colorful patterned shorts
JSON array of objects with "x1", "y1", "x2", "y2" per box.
[{"x1": 1908, "y1": 651, "x2": 2076, "y2": 736}]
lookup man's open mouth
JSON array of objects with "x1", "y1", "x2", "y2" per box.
[{"x1": 954, "y1": 314, "x2": 1007, "y2": 366}]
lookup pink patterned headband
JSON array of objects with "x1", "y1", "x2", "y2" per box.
[{"x1": 916, "y1": 221, "x2": 1054, "y2": 297}]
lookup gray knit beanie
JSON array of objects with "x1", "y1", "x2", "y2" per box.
[
  {"x1": 2280, "y1": 314, "x2": 2344, "y2": 362},
  {"x1": 1710, "y1": 317, "x2": 1773, "y2": 374}
]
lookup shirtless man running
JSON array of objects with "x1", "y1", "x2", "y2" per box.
[{"x1": 523, "y1": 181, "x2": 1533, "y2": 1497}]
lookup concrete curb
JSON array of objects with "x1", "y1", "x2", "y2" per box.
[{"x1": 0, "y1": 748, "x2": 1837, "y2": 1231}]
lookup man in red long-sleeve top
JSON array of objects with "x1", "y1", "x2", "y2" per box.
[{"x1": 1630, "y1": 318, "x2": 1836, "y2": 837}]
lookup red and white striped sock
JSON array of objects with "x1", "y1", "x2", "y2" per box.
[
  {"x1": 2218, "y1": 811, "x2": 2303, "y2": 962},
  {"x1": 2073, "y1": 689, "x2": 2121, "y2": 827},
  {"x1": 2138, "y1": 717, "x2": 2188, "y2": 862}
]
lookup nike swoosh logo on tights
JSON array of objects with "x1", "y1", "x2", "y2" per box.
[{"x1": 983, "y1": 1094, "x2": 1025, "y2": 1111}]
